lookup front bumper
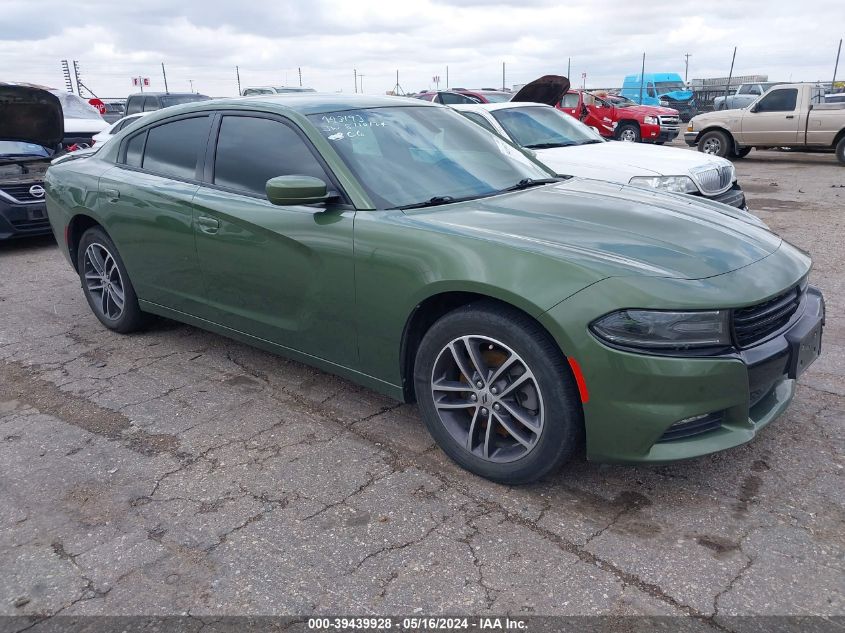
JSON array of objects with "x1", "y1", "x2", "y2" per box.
[
  {"x1": 539, "y1": 270, "x2": 823, "y2": 464},
  {"x1": 692, "y1": 183, "x2": 747, "y2": 209},
  {"x1": 684, "y1": 131, "x2": 698, "y2": 147},
  {"x1": 657, "y1": 126, "x2": 680, "y2": 143},
  {"x1": 0, "y1": 197, "x2": 52, "y2": 240}
]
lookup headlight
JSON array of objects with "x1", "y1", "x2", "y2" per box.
[
  {"x1": 659, "y1": 100, "x2": 669, "y2": 107},
  {"x1": 591, "y1": 310, "x2": 731, "y2": 350},
  {"x1": 643, "y1": 115, "x2": 658, "y2": 125},
  {"x1": 628, "y1": 175, "x2": 698, "y2": 193}
]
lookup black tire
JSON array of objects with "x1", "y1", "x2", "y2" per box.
[
  {"x1": 414, "y1": 302, "x2": 584, "y2": 484},
  {"x1": 698, "y1": 129, "x2": 731, "y2": 158},
  {"x1": 77, "y1": 226, "x2": 145, "y2": 333},
  {"x1": 616, "y1": 122, "x2": 641, "y2": 143},
  {"x1": 836, "y1": 136, "x2": 845, "y2": 165},
  {"x1": 732, "y1": 147, "x2": 752, "y2": 159}
]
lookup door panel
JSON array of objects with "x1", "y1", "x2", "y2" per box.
[
  {"x1": 97, "y1": 166, "x2": 203, "y2": 313},
  {"x1": 192, "y1": 189, "x2": 357, "y2": 366},
  {"x1": 739, "y1": 88, "x2": 800, "y2": 145}
]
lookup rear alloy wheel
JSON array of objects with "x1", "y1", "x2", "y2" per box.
[
  {"x1": 836, "y1": 136, "x2": 845, "y2": 165},
  {"x1": 414, "y1": 303, "x2": 583, "y2": 484},
  {"x1": 698, "y1": 130, "x2": 731, "y2": 157},
  {"x1": 78, "y1": 227, "x2": 145, "y2": 333},
  {"x1": 616, "y1": 123, "x2": 641, "y2": 143}
]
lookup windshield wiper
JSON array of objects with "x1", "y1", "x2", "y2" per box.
[
  {"x1": 500, "y1": 177, "x2": 560, "y2": 192},
  {"x1": 398, "y1": 195, "x2": 456, "y2": 210},
  {"x1": 576, "y1": 139, "x2": 604, "y2": 145},
  {"x1": 523, "y1": 142, "x2": 575, "y2": 149}
]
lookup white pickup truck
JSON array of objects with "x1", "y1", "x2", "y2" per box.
[{"x1": 685, "y1": 83, "x2": 845, "y2": 163}]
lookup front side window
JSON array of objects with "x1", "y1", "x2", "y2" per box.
[
  {"x1": 493, "y1": 106, "x2": 603, "y2": 149},
  {"x1": 755, "y1": 88, "x2": 798, "y2": 112},
  {"x1": 213, "y1": 115, "x2": 329, "y2": 197},
  {"x1": 140, "y1": 117, "x2": 209, "y2": 179},
  {"x1": 308, "y1": 106, "x2": 550, "y2": 209},
  {"x1": 459, "y1": 111, "x2": 499, "y2": 135}
]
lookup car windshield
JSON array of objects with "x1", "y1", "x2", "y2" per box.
[
  {"x1": 307, "y1": 106, "x2": 551, "y2": 209},
  {"x1": 655, "y1": 81, "x2": 687, "y2": 93},
  {"x1": 479, "y1": 92, "x2": 511, "y2": 103},
  {"x1": 0, "y1": 141, "x2": 51, "y2": 158},
  {"x1": 160, "y1": 95, "x2": 211, "y2": 107},
  {"x1": 491, "y1": 106, "x2": 604, "y2": 149},
  {"x1": 607, "y1": 95, "x2": 635, "y2": 107}
]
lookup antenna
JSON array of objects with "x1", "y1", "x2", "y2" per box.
[
  {"x1": 61, "y1": 60, "x2": 74, "y2": 94},
  {"x1": 73, "y1": 60, "x2": 98, "y2": 98}
]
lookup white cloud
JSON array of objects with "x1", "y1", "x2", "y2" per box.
[{"x1": 0, "y1": 0, "x2": 842, "y2": 97}]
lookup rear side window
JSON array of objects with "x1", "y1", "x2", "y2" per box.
[
  {"x1": 142, "y1": 97, "x2": 159, "y2": 112},
  {"x1": 213, "y1": 115, "x2": 329, "y2": 197},
  {"x1": 141, "y1": 117, "x2": 209, "y2": 180},
  {"x1": 126, "y1": 96, "x2": 142, "y2": 115},
  {"x1": 756, "y1": 89, "x2": 798, "y2": 112}
]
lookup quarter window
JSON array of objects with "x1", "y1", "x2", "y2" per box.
[
  {"x1": 126, "y1": 97, "x2": 142, "y2": 115},
  {"x1": 142, "y1": 97, "x2": 159, "y2": 112},
  {"x1": 140, "y1": 117, "x2": 209, "y2": 180},
  {"x1": 755, "y1": 88, "x2": 798, "y2": 112},
  {"x1": 124, "y1": 132, "x2": 145, "y2": 167},
  {"x1": 213, "y1": 116, "x2": 329, "y2": 197}
]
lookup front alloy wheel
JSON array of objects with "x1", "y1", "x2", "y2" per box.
[
  {"x1": 414, "y1": 302, "x2": 583, "y2": 484},
  {"x1": 431, "y1": 335, "x2": 544, "y2": 463}
]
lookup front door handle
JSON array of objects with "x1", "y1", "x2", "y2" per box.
[
  {"x1": 785, "y1": 115, "x2": 795, "y2": 119},
  {"x1": 103, "y1": 188, "x2": 120, "y2": 202},
  {"x1": 197, "y1": 216, "x2": 220, "y2": 234}
]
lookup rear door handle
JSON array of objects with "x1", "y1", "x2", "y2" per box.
[
  {"x1": 103, "y1": 188, "x2": 120, "y2": 202},
  {"x1": 197, "y1": 216, "x2": 219, "y2": 234}
]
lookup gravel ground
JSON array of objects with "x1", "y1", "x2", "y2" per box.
[{"x1": 0, "y1": 146, "x2": 843, "y2": 631}]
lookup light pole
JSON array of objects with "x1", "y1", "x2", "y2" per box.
[{"x1": 684, "y1": 53, "x2": 692, "y2": 83}]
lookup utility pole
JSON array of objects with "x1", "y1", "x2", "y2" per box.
[
  {"x1": 567, "y1": 57, "x2": 571, "y2": 78},
  {"x1": 359, "y1": 74, "x2": 365, "y2": 93},
  {"x1": 725, "y1": 46, "x2": 737, "y2": 99},
  {"x1": 354, "y1": 68, "x2": 358, "y2": 94},
  {"x1": 684, "y1": 53, "x2": 692, "y2": 83},
  {"x1": 189, "y1": 79, "x2": 194, "y2": 93},
  {"x1": 833, "y1": 38, "x2": 842, "y2": 93},
  {"x1": 502, "y1": 62, "x2": 506, "y2": 91},
  {"x1": 638, "y1": 52, "x2": 646, "y2": 104},
  {"x1": 72, "y1": 60, "x2": 82, "y2": 95},
  {"x1": 446, "y1": 65, "x2": 449, "y2": 90},
  {"x1": 161, "y1": 62, "x2": 169, "y2": 94},
  {"x1": 236, "y1": 65, "x2": 241, "y2": 95},
  {"x1": 298, "y1": 67, "x2": 302, "y2": 87}
]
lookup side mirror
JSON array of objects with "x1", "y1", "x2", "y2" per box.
[
  {"x1": 749, "y1": 104, "x2": 758, "y2": 113},
  {"x1": 265, "y1": 175, "x2": 329, "y2": 206}
]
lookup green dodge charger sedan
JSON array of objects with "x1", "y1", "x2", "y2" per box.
[{"x1": 44, "y1": 94, "x2": 825, "y2": 483}]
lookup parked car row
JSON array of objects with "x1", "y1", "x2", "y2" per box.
[{"x1": 35, "y1": 87, "x2": 823, "y2": 483}]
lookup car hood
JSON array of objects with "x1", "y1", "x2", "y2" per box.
[
  {"x1": 0, "y1": 85, "x2": 63, "y2": 148},
  {"x1": 403, "y1": 178, "x2": 780, "y2": 280},
  {"x1": 616, "y1": 103, "x2": 679, "y2": 117},
  {"x1": 535, "y1": 140, "x2": 731, "y2": 181},
  {"x1": 659, "y1": 90, "x2": 694, "y2": 101},
  {"x1": 512, "y1": 75, "x2": 571, "y2": 106}
]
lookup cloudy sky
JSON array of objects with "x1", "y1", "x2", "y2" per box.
[{"x1": 1, "y1": 0, "x2": 842, "y2": 97}]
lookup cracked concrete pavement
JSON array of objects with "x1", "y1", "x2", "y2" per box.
[{"x1": 0, "y1": 146, "x2": 843, "y2": 629}]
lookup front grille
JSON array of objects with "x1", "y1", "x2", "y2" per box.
[
  {"x1": 732, "y1": 286, "x2": 802, "y2": 348},
  {"x1": 657, "y1": 412, "x2": 723, "y2": 443},
  {"x1": 9, "y1": 217, "x2": 50, "y2": 231},
  {"x1": 658, "y1": 115, "x2": 680, "y2": 127},
  {"x1": 690, "y1": 183, "x2": 746, "y2": 208},
  {"x1": 0, "y1": 182, "x2": 46, "y2": 203},
  {"x1": 693, "y1": 165, "x2": 734, "y2": 194}
]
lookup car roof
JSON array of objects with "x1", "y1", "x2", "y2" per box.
[{"x1": 155, "y1": 93, "x2": 439, "y2": 117}]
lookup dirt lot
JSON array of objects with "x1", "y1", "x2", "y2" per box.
[{"x1": 1, "y1": 146, "x2": 843, "y2": 630}]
